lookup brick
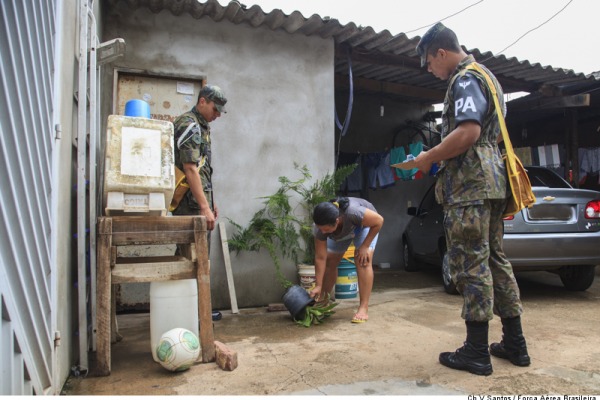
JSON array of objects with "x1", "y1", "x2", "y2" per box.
[{"x1": 214, "y1": 341, "x2": 238, "y2": 371}]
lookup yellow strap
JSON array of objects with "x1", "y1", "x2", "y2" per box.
[{"x1": 464, "y1": 63, "x2": 517, "y2": 171}]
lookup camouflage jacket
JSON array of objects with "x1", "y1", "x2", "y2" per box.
[
  {"x1": 173, "y1": 106, "x2": 212, "y2": 192},
  {"x1": 435, "y1": 55, "x2": 507, "y2": 207}
]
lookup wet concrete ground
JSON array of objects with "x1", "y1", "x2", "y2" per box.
[{"x1": 63, "y1": 266, "x2": 600, "y2": 395}]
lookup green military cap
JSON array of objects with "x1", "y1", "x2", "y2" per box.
[
  {"x1": 416, "y1": 22, "x2": 447, "y2": 68},
  {"x1": 199, "y1": 84, "x2": 228, "y2": 113}
]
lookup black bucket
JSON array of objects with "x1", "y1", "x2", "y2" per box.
[{"x1": 282, "y1": 285, "x2": 315, "y2": 320}]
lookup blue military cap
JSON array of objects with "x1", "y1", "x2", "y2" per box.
[
  {"x1": 416, "y1": 22, "x2": 447, "y2": 68},
  {"x1": 199, "y1": 84, "x2": 227, "y2": 113}
]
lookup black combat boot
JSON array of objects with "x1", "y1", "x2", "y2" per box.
[
  {"x1": 439, "y1": 321, "x2": 493, "y2": 376},
  {"x1": 489, "y1": 316, "x2": 530, "y2": 367}
]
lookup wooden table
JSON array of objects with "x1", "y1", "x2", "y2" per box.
[{"x1": 95, "y1": 215, "x2": 214, "y2": 376}]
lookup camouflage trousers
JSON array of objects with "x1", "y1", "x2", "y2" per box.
[
  {"x1": 444, "y1": 199, "x2": 523, "y2": 322},
  {"x1": 172, "y1": 190, "x2": 213, "y2": 254}
]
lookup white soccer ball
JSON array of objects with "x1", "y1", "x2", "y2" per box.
[{"x1": 155, "y1": 327, "x2": 200, "y2": 372}]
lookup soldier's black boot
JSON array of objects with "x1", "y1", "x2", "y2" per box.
[
  {"x1": 489, "y1": 316, "x2": 530, "y2": 367},
  {"x1": 439, "y1": 321, "x2": 493, "y2": 376}
]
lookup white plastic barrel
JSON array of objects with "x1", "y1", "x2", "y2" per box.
[{"x1": 150, "y1": 279, "x2": 199, "y2": 362}]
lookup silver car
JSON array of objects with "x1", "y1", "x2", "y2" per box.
[{"x1": 402, "y1": 166, "x2": 600, "y2": 294}]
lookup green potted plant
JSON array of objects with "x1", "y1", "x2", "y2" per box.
[{"x1": 227, "y1": 162, "x2": 356, "y2": 325}]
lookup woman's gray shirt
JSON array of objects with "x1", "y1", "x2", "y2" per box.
[{"x1": 313, "y1": 198, "x2": 376, "y2": 242}]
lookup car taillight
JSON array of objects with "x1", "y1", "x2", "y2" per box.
[
  {"x1": 585, "y1": 200, "x2": 600, "y2": 219},
  {"x1": 503, "y1": 215, "x2": 514, "y2": 221}
]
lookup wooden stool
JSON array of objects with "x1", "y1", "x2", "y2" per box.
[{"x1": 95, "y1": 215, "x2": 214, "y2": 376}]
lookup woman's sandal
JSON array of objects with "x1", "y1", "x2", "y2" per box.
[{"x1": 351, "y1": 313, "x2": 368, "y2": 324}]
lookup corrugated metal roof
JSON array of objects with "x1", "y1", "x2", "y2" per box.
[{"x1": 106, "y1": 0, "x2": 600, "y2": 103}]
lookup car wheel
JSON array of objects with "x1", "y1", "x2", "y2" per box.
[
  {"x1": 559, "y1": 265, "x2": 596, "y2": 291},
  {"x1": 440, "y1": 244, "x2": 458, "y2": 295},
  {"x1": 403, "y1": 238, "x2": 420, "y2": 272}
]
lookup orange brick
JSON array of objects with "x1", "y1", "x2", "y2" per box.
[{"x1": 215, "y1": 341, "x2": 238, "y2": 371}]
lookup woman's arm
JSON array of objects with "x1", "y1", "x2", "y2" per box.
[{"x1": 309, "y1": 238, "x2": 328, "y2": 299}]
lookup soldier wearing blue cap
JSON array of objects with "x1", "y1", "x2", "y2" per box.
[
  {"x1": 412, "y1": 23, "x2": 530, "y2": 375},
  {"x1": 171, "y1": 84, "x2": 228, "y2": 238}
]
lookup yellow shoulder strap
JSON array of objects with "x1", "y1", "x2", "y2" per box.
[{"x1": 464, "y1": 63, "x2": 517, "y2": 171}]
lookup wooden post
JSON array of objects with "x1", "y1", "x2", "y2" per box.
[
  {"x1": 194, "y1": 217, "x2": 215, "y2": 362},
  {"x1": 96, "y1": 217, "x2": 112, "y2": 376}
]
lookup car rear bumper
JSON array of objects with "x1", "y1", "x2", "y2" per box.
[{"x1": 503, "y1": 231, "x2": 600, "y2": 267}]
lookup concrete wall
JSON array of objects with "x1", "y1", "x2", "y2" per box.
[{"x1": 101, "y1": 5, "x2": 334, "y2": 308}]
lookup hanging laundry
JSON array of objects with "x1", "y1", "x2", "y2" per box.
[
  {"x1": 364, "y1": 152, "x2": 396, "y2": 189},
  {"x1": 536, "y1": 144, "x2": 561, "y2": 168},
  {"x1": 578, "y1": 147, "x2": 600, "y2": 177},
  {"x1": 390, "y1": 142, "x2": 424, "y2": 181},
  {"x1": 390, "y1": 146, "x2": 411, "y2": 181},
  {"x1": 409, "y1": 142, "x2": 424, "y2": 180},
  {"x1": 514, "y1": 147, "x2": 533, "y2": 166}
]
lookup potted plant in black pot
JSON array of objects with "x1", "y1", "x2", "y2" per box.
[{"x1": 227, "y1": 163, "x2": 355, "y2": 326}]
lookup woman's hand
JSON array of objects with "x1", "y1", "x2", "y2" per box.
[
  {"x1": 355, "y1": 245, "x2": 371, "y2": 267},
  {"x1": 309, "y1": 285, "x2": 322, "y2": 300}
]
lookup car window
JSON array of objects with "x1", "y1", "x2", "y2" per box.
[
  {"x1": 420, "y1": 184, "x2": 437, "y2": 210},
  {"x1": 526, "y1": 167, "x2": 571, "y2": 188}
]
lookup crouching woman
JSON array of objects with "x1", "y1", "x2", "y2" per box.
[{"x1": 310, "y1": 197, "x2": 384, "y2": 323}]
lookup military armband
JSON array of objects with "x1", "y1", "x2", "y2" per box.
[
  {"x1": 176, "y1": 122, "x2": 198, "y2": 149},
  {"x1": 452, "y1": 74, "x2": 488, "y2": 126}
]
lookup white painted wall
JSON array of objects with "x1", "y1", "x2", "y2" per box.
[{"x1": 102, "y1": 5, "x2": 335, "y2": 308}]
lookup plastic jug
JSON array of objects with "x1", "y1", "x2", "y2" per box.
[{"x1": 150, "y1": 279, "x2": 199, "y2": 361}]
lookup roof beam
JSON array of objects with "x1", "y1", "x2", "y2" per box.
[
  {"x1": 335, "y1": 74, "x2": 445, "y2": 103},
  {"x1": 335, "y1": 46, "x2": 544, "y2": 94},
  {"x1": 336, "y1": 46, "x2": 420, "y2": 70},
  {"x1": 509, "y1": 94, "x2": 591, "y2": 112}
]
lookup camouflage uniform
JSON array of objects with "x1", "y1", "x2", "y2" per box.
[
  {"x1": 171, "y1": 106, "x2": 214, "y2": 216},
  {"x1": 436, "y1": 55, "x2": 523, "y2": 322}
]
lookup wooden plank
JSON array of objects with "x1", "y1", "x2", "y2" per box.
[
  {"x1": 107, "y1": 216, "x2": 205, "y2": 245},
  {"x1": 219, "y1": 223, "x2": 239, "y2": 314},
  {"x1": 96, "y1": 217, "x2": 113, "y2": 376},
  {"x1": 112, "y1": 258, "x2": 196, "y2": 283}
]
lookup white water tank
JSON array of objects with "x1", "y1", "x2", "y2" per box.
[
  {"x1": 103, "y1": 115, "x2": 175, "y2": 216},
  {"x1": 149, "y1": 279, "x2": 199, "y2": 362}
]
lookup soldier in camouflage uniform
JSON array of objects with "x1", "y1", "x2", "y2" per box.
[
  {"x1": 172, "y1": 84, "x2": 227, "y2": 239},
  {"x1": 413, "y1": 23, "x2": 530, "y2": 375}
]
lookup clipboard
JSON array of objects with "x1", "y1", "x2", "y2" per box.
[{"x1": 391, "y1": 160, "x2": 418, "y2": 170}]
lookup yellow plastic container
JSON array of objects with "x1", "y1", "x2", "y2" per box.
[{"x1": 343, "y1": 244, "x2": 356, "y2": 262}]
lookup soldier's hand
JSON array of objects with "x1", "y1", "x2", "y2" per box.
[
  {"x1": 200, "y1": 208, "x2": 216, "y2": 231},
  {"x1": 414, "y1": 151, "x2": 433, "y2": 174}
]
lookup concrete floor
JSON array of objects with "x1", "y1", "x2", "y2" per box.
[{"x1": 63, "y1": 266, "x2": 600, "y2": 395}]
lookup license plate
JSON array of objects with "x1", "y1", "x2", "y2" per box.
[{"x1": 526, "y1": 204, "x2": 573, "y2": 221}]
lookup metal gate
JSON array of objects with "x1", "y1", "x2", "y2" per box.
[{"x1": 0, "y1": 0, "x2": 57, "y2": 395}]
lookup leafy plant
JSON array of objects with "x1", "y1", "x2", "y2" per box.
[
  {"x1": 227, "y1": 162, "x2": 356, "y2": 288},
  {"x1": 295, "y1": 296, "x2": 338, "y2": 327}
]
